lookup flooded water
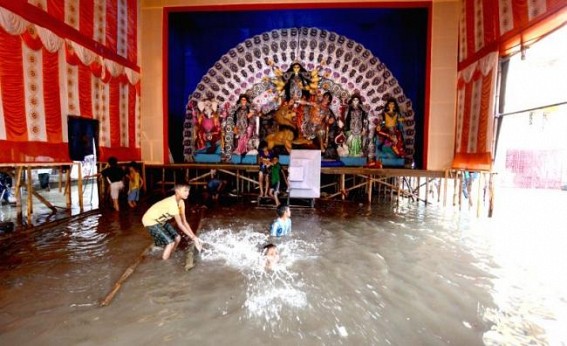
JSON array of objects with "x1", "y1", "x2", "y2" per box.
[{"x1": 0, "y1": 188, "x2": 566, "y2": 345}]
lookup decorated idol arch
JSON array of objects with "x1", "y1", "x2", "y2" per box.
[{"x1": 183, "y1": 27, "x2": 416, "y2": 167}]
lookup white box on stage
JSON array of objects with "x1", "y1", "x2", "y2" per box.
[{"x1": 288, "y1": 150, "x2": 321, "y2": 199}]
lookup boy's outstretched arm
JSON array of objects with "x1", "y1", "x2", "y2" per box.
[{"x1": 173, "y1": 214, "x2": 203, "y2": 252}]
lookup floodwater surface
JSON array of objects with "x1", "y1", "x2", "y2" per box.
[{"x1": 0, "y1": 188, "x2": 565, "y2": 345}]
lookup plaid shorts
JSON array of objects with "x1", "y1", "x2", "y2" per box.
[{"x1": 147, "y1": 223, "x2": 178, "y2": 246}]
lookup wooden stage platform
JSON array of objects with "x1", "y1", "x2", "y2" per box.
[
  {"x1": 144, "y1": 163, "x2": 495, "y2": 216},
  {"x1": 1, "y1": 162, "x2": 495, "y2": 225}
]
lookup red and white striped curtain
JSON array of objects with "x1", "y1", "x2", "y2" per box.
[
  {"x1": 453, "y1": 0, "x2": 565, "y2": 170},
  {"x1": 0, "y1": 0, "x2": 140, "y2": 163},
  {"x1": 453, "y1": 52, "x2": 497, "y2": 171}
]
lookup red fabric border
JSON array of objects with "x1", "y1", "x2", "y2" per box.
[
  {"x1": 46, "y1": 0, "x2": 65, "y2": 23},
  {"x1": 42, "y1": 47, "x2": 63, "y2": 143},
  {"x1": 128, "y1": 84, "x2": 137, "y2": 149},
  {"x1": 127, "y1": 0, "x2": 137, "y2": 64},
  {"x1": 105, "y1": 0, "x2": 118, "y2": 55},
  {"x1": 108, "y1": 79, "x2": 120, "y2": 148},
  {"x1": 0, "y1": 141, "x2": 70, "y2": 162},
  {"x1": 0, "y1": 31, "x2": 27, "y2": 142},
  {"x1": 452, "y1": 152, "x2": 492, "y2": 171},
  {"x1": 99, "y1": 147, "x2": 140, "y2": 163},
  {"x1": 78, "y1": 64, "x2": 93, "y2": 118},
  {"x1": 80, "y1": 0, "x2": 95, "y2": 40}
]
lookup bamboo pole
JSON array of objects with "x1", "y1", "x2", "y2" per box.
[
  {"x1": 415, "y1": 177, "x2": 427, "y2": 202},
  {"x1": 26, "y1": 167, "x2": 33, "y2": 222},
  {"x1": 65, "y1": 168, "x2": 71, "y2": 208},
  {"x1": 340, "y1": 174, "x2": 345, "y2": 200},
  {"x1": 58, "y1": 166, "x2": 63, "y2": 192},
  {"x1": 31, "y1": 191, "x2": 57, "y2": 213},
  {"x1": 476, "y1": 172, "x2": 483, "y2": 217},
  {"x1": 14, "y1": 167, "x2": 23, "y2": 222},
  {"x1": 77, "y1": 163, "x2": 84, "y2": 212},
  {"x1": 488, "y1": 172, "x2": 495, "y2": 218},
  {"x1": 100, "y1": 243, "x2": 152, "y2": 307},
  {"x1": 443, "y1": 170, "x2": 449, "y2": 207},
  {"x1": 452, "y1": 170, "x2": 458, "y2": 206},
  {"x1": 425, "y1": 177, "x2": 429, "y2": 204},
  {"x1": 367, "y1": 174, "x2": 372, "y2": 203}
]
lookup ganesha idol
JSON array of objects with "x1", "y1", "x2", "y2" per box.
[{"x1": 195, "y1": 99, "x2": 222, "y2": 153}]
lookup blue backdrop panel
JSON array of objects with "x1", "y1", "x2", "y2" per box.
[{"x1": 167, "y1": 7, "x2": 428, "y2": 167}]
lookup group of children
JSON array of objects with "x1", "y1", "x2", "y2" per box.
[
  {"x1": 142, "y1": 183, "x2": 292, "y2": 271},
  {"x1": 258, "y1": 143, "x2": 289, "y2": 206},
  {"x1": 100, "y1": 157, "x2": 143, "y2": 211}
]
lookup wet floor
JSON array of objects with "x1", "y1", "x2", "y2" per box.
[{"x1": 0, "y1": 188, "x2": 566, "y2": 345}]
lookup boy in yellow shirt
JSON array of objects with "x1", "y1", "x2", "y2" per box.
[
  {"x1": 142, "y1": 183, "x2": 202, "y2": 260},
  {"x1": 127, "y1": 162, "x2": 143, "y2": 208}
]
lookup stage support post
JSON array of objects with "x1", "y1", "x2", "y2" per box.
[
  {"x1": 26, "y1": 166, "x2": 33, "y2": 223},
  {"x1": 65, "y1": 168, "x2": 72, "y2": 208},
  {"x1": 77, "y1": 163, "x2": 84, "y2": 212}
]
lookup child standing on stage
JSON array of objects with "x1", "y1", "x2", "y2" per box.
[
  {"x1": 258, "y1": 143, "x2": 273, "y2": 197},
  {"x1": 267, "y1": 155, "x2": 288, "y2": 206}
]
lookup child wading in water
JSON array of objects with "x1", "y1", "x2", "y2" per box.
[
  {"x1": 270, "y1": 204, "x2": 292, "y2": 237},
  {"x1": 127, "y1": 162, "x2": 143, "y2": 208},
  {"x1": 142, "y1": 183, "x2": 202, "y2": 261},
  {"x1": 100, "y1": 156, "x2": 125, "y2": 211}
]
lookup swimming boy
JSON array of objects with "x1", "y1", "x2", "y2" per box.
[
  {"x1": 270, "y1": 204, "x2": 292, "y2": 237},
  {"x1": 142, "y1": 183, "x2": 202, "y2": 260},
  {"x1": 262, "y1": 243, "x2": 279, "y2": 270}
]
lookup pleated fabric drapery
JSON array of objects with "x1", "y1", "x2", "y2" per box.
[
  {"x1": 0, "y1": 0, "x2": 140, "y2": 163},
  {"x1": 453, "y1": 0, "x2": 566, "y2": 170}
]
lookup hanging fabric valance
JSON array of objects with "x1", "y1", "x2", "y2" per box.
[{"x1": 0, "y1": 7, "x2": 139, "y2": 86}]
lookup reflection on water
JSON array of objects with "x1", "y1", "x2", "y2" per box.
[
  {"x1": 0, "y1": 189, "x2": 565, "y2": 345},
  {"x1": 466, "y1": 188, "x2": 567, "y2": 345}
]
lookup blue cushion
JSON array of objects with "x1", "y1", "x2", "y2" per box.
[
  {"x1": 241, "y1": 155, "x2": 257, "y2": 164},
  {"x1": 340, "y1": 157, "x2": 367, "y2": 166},
  {"x1": 321, "y1": 160, "x2": 345, "y2": 167},
  {"x1": 194, "y1": 153, "x2": 222, "y2": 163}
]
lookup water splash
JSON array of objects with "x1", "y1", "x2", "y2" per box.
[{"x1": 199, "y1": 227, "x2": 318, "y2": 326}]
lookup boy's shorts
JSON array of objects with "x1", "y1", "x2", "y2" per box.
[
  {"x1": 128, "y1": 189, "x2": 139, "y2": 202},
  {"x1": 146, "y1": 223, "x2": 178, "y2": 246},
  {"x1": 110, "y1": 181, "x2": 124, "y2": 199},
  {"x1": 207, "y1": 179, "x2": 221, "y2": 193},
  {"x1": 270, "y1": 181, "x2": 280, "y2": 193}
]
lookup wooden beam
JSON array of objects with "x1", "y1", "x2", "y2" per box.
[{"x1": 31, "y1": 191, "x2": 57, "y2": 213}]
